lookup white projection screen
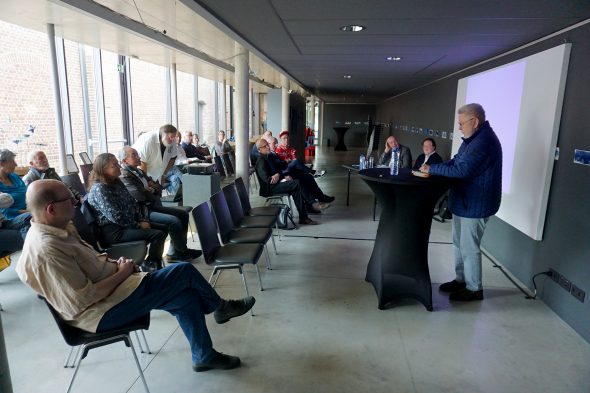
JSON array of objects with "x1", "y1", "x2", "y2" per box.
[{"x1": 454, "y1": 44, "x2": 571, "y2": 240}]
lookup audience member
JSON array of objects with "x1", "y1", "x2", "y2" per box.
[
  {"x1": 378, "y1": 136, "x2": 412, "y2": 168},
  {"x1": 214, "y1": 130, "x2": 233, "y2": 156},
  {"x1": 273, "y1": 131, "x2": 325, "y2": 177},
  {"x1": 23, "y1": 150, "x2": 84, "y2": 204},
  {"x1": 420, "y1": 103, "x2": 502, "y2": 301},
  {"x1": 86, "y1": 153, "x2": 168, "y2": 269},
  {"x1": 181, "y1": 131, "x2": 212, "y2": 162},
  {"x1": 412, "y1": 138, "x2": 443, "y2": 170},
  {"x1": 119, "y1": 146, "x2": 202, "y2": 262},
  {"x1": 254, "y1": 139, "x2": 329, "y2": 225},
  {"x1": 17, "y1": 179, "x2": 255, "y2": 372},
  {"x1": 0, "y1": 192, "x2": 24, "y2": 255},
  {"x1": 0, "y1": 149, "x2": 32, "y2": 238}
]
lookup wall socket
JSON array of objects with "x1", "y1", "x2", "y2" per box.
[{"x1": 548, "y1": 268, "x2": 585, "y2": 303}]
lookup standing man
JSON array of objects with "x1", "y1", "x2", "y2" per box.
[
  {"x1": 17, "y1": 179, "x2": 255, "y2": 372},
  {"x1": 378, "y1": 136, "x2": 412, "y2": 168},
  {"x1": 420, "y1": 103, "x2": 502, "y2": 301}
]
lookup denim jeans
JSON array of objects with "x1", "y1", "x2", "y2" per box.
[
  {"x1": 452, "y1": 215, "x2": 489, "y2": 291},
  {"x1": 2, "y1": 212, "x2": 32, "y2": 239},
  {"x1": 0, "y1": 228, "x2": 24, "y2": 255},
  {"x1": 149, "y1": 205, "x2": 190, "y2": 255},
  {"x1": 97, "y1": 263, "x2": 222, "y2": 363}
]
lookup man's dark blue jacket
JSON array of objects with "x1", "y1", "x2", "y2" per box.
[{"x1": 428, "y1": 121, "x2": 502, "y2": 218}]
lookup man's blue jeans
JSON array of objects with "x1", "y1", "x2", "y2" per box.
[
  {"x1": 1, "y1": 212, "x2": 32, "y2": 239},
  {"x1": 97, "y1": 263, "x2": 222, "y2": 363},
  {"x1": 452, "y1": 215, "x2": 489, "y2": 291},
  {"x1": 149, "y1": 206, "x2": 190, "y2": 255}
]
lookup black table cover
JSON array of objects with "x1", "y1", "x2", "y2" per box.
[{"x1": 333, "y1": 127, "x2": 350, "y2": 151}]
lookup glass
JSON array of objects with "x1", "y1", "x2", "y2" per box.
[
  {"x1": 198, "y1": 76, "x2": 217, "y2": 145},
  {"x1": 101, "y1": 50, "x2": 125, "y2": 153},
  {"x1": 458, "y1": 118, "x2": 474, "y2": 127},
  {"x1": 130, "y1": 58, "x2": 167, "y2": 140},
  {"x1": 177, "y1": 70, "x2": 195, "y2": 133}
]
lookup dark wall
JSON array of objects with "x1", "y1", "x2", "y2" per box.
[
  {"x1": 322, "y1": 104, "x2": 376, "y2": 148},
  {"x1": 289, "y1": 93, "x2": 307, "y2": 161},
  {"x1": 377, "y1": 24, "x2": 590, "y2": 342}
]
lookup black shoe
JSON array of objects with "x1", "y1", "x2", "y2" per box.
[
  {"x1": 164, "y1": 249, "x2": 202, "y2": 263},
  {"x1": 449, "y1": 288, "x2": 484, "y2": 301},
  {"x1": 183, "y1": 249, "x2": 203, "y2": 259},
  {"x1": 214, "y1": 296, "x2": 256, "y2": 324},
  {"x1": 439, "y1": 280, "x2": 467, "y2": 293},
  {"x1": 319, "y1": 195, "x2": 335, "y2": 203},
  {"x1": 299, "y1": 217, "x2": 319, "y2": 225},
  {"x1": 193, "y1": 351, "x2": 241, "y2": 372}
]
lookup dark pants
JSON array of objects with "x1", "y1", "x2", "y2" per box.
[
  {"x1": 97, "y1": 263, "x2": 221, "y2": 363},
  {"x1": 1, "y1": 212, "x2": 32, "y2": 239},
  {"x1": 149, "y1": 205, "x2": 190, "y2": 255},
  {"x1": 99, "y1": 223, "x2": 167, "y2": 263},
  {"x1": 269, "y1": 179, "x2": 315, "y2": 219}
]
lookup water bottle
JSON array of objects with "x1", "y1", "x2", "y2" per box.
[
  {"x1": 359, "y1": 154, "x2": 366, "y2": 170},
  {"x1": 368, "y1": 155, "x2": 374, "y2": 168},
  {"x1": 390, "y1": 149, "x2": 400, "y2": 175}
]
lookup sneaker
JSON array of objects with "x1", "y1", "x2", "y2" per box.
[
  {"x1": 313, "y1": 170, "x2": 326, "y2": 178},
  {"x1": 214, "y1": 296, "x2": 256, "y2": 324},
  {"x1": 439, "y1": 280, "x2": 467, "y2": 293},
  {"x1": 299, "y1": 217, "x2": 319, "y2": 225},
  {"x1": 192, "y1": 351, "x2": 241, "y2": 372},
  {"x1": 449, "y1": 288, "x2": 484, "y2": 301}
]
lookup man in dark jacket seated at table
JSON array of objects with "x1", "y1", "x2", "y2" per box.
[
  {"x1": 412, "y1": 138, "x2": 443, "y2": 170},
  {"x1": 254, "y1": 139, "x2": 330, "y2": 225}
]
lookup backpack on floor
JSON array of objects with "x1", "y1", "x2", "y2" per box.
[{"x1": 277, "y1": 204, "x2": 297, "y2": 230}]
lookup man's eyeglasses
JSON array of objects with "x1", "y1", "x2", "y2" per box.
[
  {"x1": 49, "y1": 195, "x2": 77, "y2": 206},
  {"x1": 259, "y1": 145, "x2": 269, "y2": 150},
  {"x1": 458, "y1": 118, "x2": 475, "y2": 127}
]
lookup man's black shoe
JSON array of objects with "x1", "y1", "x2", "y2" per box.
[
  {"x1": 439, "y1": 280, "x2": 467, "y2": 293},
  {"x1": 164, "y1": 249, "x2": 202, "y2": 263},
  {"x1": 193, "y1": 352, "x2": 241, "y2": 372},
  {"x1": 183, "y1": 249, "x2": 203, "y2": 259},
  {"x1": 214, "y1": 296, "x2": 256, "y2": 324},
  {"x1": 319, "y1": 195, "x2": 335, "y2": 203},
  {"x1": 449, "y1": 288, "x2": 484, "y2": 301}
]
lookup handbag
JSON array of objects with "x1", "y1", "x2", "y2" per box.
[
  {"x1": 0, "y1": 255, "x2": 11, "y2": 272},
  {"x1": 277, "y1": 204, "x2": 297, "y2": 230}
]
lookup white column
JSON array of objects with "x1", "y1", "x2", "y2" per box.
[
  {"x1": 170, "y1": 63, "x2": 178, "y2": 127},
  {"x1": 281, "y1": 74, "x2": 289, "y2": 132},
  {"x1": 47, "y1": 24, "x2": 67, "y2": 174},
  {"x1": 234, "y1": 43, "x2": 250, "y2": 188},
  {"x1": 309, "y1": 96, "x2": 316, "y2": 129}
]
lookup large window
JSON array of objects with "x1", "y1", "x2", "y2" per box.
[
  {"x1": 130, "y1": 58, "x2": 168, "y2": 140},
  {"x1": 100, "y1": 50, "x2": 126, "y2": 153},
  {"x1": 177, "y1": 70, "x2": 195, "y2": 133},
  {"x1": 197, "y1": 76, "x2": 217, "y2": 145}
]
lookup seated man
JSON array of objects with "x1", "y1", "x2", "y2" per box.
[
  {"x1": 254, "y1": 139, "x2": 329, "y2": 225},
  {"x1": 214, "y1": 130, "x2": 233, "y2": 157},
  {"x1": 0, "y1": 192, "x2": 24, "y2": 256},
  {"x1": 274, "y1": 131, "x2": 325, "y2": 177},
  {"x1": 23, "y1": 150, "x2": 84, "y2": 204},
  {"x1": 250, "y1": 130, "x2": 273, "y2": 165},
  {"x1": 378, "y1": 136, "x2": 412, "y2": 168},
  {"x1": 181, "y1": 131, "x2": 212, "y2": 162},
  {"x1": 412, "y1": 137, "x2": 443, "y2": 170},
  {"x1": 16, "y1": 179, "x2": 255, "y2": 372},
  {"x1": 119, "y1": 146, "x2": 202, "y2": 262}
]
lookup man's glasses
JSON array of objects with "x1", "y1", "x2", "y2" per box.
[
  {"x1": 49, "y1": 195, "x2": 77, "y2": 206},
  {"x1": 458, "y1": 118, "x2": 474, "y2": 127},
  {"x1": 259, "y1": 145, "x2": 269, "y2": 150}
]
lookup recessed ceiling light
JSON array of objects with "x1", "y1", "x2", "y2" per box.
[
  {"x1": 343, "y1": 75, "x2": 352, "y2": 79},
  {"x1": 340, "y1": 25, "x2": 365, "y2": 32},
  {"x1": 386, "y1": 56, "x2": 402, "y2": 61}
]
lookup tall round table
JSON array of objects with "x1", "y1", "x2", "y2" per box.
[
  {"x1": 359, "y1": 167, "x2": 451, "y2": 311},
  {"x1": 333, "y1": 126, "x2": 350, "y2": 151}
]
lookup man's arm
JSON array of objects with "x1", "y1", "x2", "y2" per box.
[
  {"x1": 93, "y1": 259, "x2": 135, "y2": 301},
  {"x1": 160, "y1": 157, "x2": 176, "y2": 184}
]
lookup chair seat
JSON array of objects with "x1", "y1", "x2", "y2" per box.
[
  {"x1": 249, "y1": 206, "x2": 280, "y2": 216},
  {"x1": 228, "y1": 227, "x2": 272, "y2": 244},
  {"x1": 238, "y1": 215, "x2": 276, "y2": 228},
  {"x1": 213, "y1": 243, "x2": 264, "y2": 265}
]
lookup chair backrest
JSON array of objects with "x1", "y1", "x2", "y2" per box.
[
  {"x1": 209, "y1": 191, "x2": 236, "y2": 244},
  {"x1": 213, "y1": 156, "x2": 226, "y2": 177},
  {"x1": 72, "y1": 203, "x2": 102, "y2": 252},
  {"x1": 221, "y1": 153, "x2": 234, "y2": 175},
  {"x1": 191, "y1": 202, "x2": 222, "y2": 265},
  {"x1": 61, "y1": 173, "x2": 87, "y2": 196},
  {"x1": 79, "y1": 151, "x2": 92, "y2": 165},
  {"x1": 43, "y1": 299, "x2": 89, "y2": 347},
  {"x1": 234, "y1": 177, "x2": 252, "y2": 214},
  {"x1": 80, "y1": 164, "x2": 93, "y2": 188},
  {"x1": 222, "y1": 184, "x2": 246, "y2": 227}
]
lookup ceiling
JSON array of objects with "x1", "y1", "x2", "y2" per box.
[{"x1": 2, "y1": 0, "x2": 590, "y2": 103}]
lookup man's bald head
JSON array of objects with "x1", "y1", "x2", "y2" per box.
[{"x1": 27, "y1": 179, "x2": 67, "y2": 217}]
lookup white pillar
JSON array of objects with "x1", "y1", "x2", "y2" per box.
[
  {"x1": 309, "y1": 96, "x2": 316, "y2": 129},
  {"x1": 281, "y1": 75, "x2": 289, "y2": 132},
  {"x1": 234, "y1": 43, "x2": 250, "y2": 189},
  {"x1": 47, "y1": 24, "x2": 67, "y2": 174},
  {"x1": 170, "y1": 63, "x2": 178, "y2": 127}
]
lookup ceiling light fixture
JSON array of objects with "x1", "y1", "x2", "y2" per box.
[
  {"x1": 386, "y1": 56, "x2": 402, "y2": 61},
  {"x1": 340, "y1": 25, "x2": 365, "y2": 32},
  {"x1": 343, "y1": 75, "x2": 352, "y2": 79}
]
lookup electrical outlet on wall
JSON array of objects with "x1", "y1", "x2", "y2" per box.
[
  {"x1": 559, "y1": 276, "x2": 572, "y2": 292},
  {"x1": 571, "y1": 285, "x2": 586, "y2": 303},
  {"x1": 549, "y1": 268, "x2": 560, "y2": 283}
]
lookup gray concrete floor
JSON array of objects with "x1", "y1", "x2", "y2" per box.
[{"x1": 2, "y1": 146, "x2": 589, "y2": 393}]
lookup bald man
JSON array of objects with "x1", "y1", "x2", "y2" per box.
[
  {"x1": 378, "y1": 136, "x2": 412, "y2": 168},
  {"x1": 17, "y1": 179, "x2": 256, "y2": 372}
]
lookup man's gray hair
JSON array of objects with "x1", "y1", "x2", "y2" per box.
[
  {"x1": 458, "y1": 103, "x2": 486, "y2": 123},
  {"x1": 0, "y1": 149, "x2": 16, "y2": 163},
  {"x1": 118, "y1": 146, "x2": 132, "y2": 162}
]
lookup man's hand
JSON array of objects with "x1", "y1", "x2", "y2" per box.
[
  {"x1": 139, "y1": 221, "x2": 151, "y2": 230},
  {"x1": 270, "y1": 173, "x2": 280, "y2": 184},
  {"x1": 284, "y1": 175, "x2": 293, "y2": 181},
  {"x1": 384, "y1": 141, "x2": 391, "y2": 153},
  {"x1": 116, "y1": 258, "x2": 136, "y2": 276},
  {"x1": 419, "y1": 164, "x2": 430, "y2": 173}
]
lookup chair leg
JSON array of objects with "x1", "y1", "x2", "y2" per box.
[
  {"x1": 264, "y1": 245, "x2": 272, "y2": 270},
  {"x1": 255, "y1": 264, "x2": 264, "y2": 292},
  {"x1": 238, "y1": 266, "x2": 254, "y2": 316},
  {"x1": 63, "y1": 346, "x2": 76, "y2": 368},
  {"x1": 270, "y1": 231, "x2": 278, "y2": 254},
  {"x1": 127, "y1": 335, "x2": 151, "y2": 393},
  {"x1": 140, "y1": 330, "x2": 152, "y2": 354},
  {"x1": 209, "y1": 267, "x2": 223, "y2": 287},
  {"x1": 66, "y1": 345, "x2": 85, "y2": 393},
  {"x1": 134, "y1": 331, "x2": 145, "y2": 353},
  {"x1": 275, "y1": 220, "x2": 281, "y2": 241}
]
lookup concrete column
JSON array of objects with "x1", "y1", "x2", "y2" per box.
[
  {"x1": 234, "y1": 43, "x2": 250, "y2": 188},
  {"x1": 281, "y1": 74, "x2": 289, "y2": 132},
  {"x1": 47, "y1": 23, "x2": 67, "y2": 174},
  {"x1": 309, "y1": 96, "x2": 316, "y2": 129},
  {"x1": 170, "y1": 63, "x2": 178, "y2": 126}
]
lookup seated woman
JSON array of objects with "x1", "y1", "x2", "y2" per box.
[
  {"x1": 0, "y1": 192, "x2": 25, "y2": 256},
  {"x1": 0, "y1": 149, "x2": 32, "y2": 240},
  {"x1": 86, "y1": 153, "x2": 168, "y2": 268},
  {"x1": 412, "y1": 137, "x2": 443, "y2": 169}
]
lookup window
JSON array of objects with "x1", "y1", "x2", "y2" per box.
[
  {"x1": 130, "y1": 58, "x2": 167, "y2": 140},
  {"x1": 177, "y1": 70, "x2": 195, "y2": 133}
]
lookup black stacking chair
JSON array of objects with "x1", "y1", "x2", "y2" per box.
[
  {"x1": 192, "y1": 202, "x2": 265, "y2": 297},
  {"x1": 44, "y1": 299, "x2": 151, "y2": 393},
  {"x1": 234, "y1": 177, "x2": 280, "y2": 217},
  {"x1": 221, "y1": 153, "x2": 235, "y2": 176},
  {"x1": 214, "y1": 156, "x2": 227, "y2": 178},
  {"x1": 61, "y1": 174, "x2": 86, "y2": 196},
  {"x1": 210, "y1": 192, "x2": 276, "y2": 268},
  {"x1": 222, "y1": 184, "x2": 277, "y2": 230},
  {"x1": 79, "y1": 163, "x2": 93, "y2": 189},
  {"x1": 75, "y1": 201, "x2": 148, "y2": 263}
]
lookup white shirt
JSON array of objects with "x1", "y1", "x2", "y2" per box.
[{"x1": 133, "y1": 130, "x2": 178, "y2": 180}]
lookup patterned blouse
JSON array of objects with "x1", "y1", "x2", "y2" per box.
[{"x1": 87, "y1": 180, "x2": 147, "y2": 228}]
